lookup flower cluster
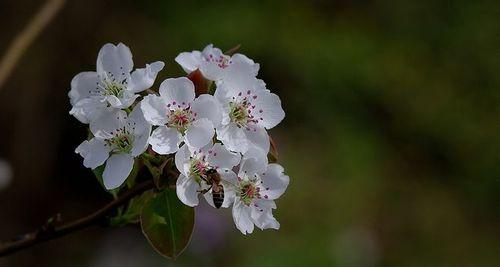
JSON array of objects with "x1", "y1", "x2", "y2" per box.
[{"x1": 70, "y1": 43, "x2": 289, "y2": 234}]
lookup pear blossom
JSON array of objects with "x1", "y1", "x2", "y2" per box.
[
  {"x1": 226, "y1": 148, "x2": 289, "y2": 235},
  {"x1": 175, "y1": 44, "x2": 259, "y2": 81},
  {"x1": 214, "y1": 55, "x2": 285, "y2": 154},
  {"x1": 69, "y1": 43, "x2": 164, "y2": 123},
  {"x1": 140, "y1": 77, "x2": 221, "y2": 154},
  {"x1": 174, "y1": 142, "x2": 240, "y2": 207},
  {"x1": 75, "y1": 105, "x2": 151, "y2": 190}
]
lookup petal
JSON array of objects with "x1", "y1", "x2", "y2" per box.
[
  {"x1": 219, "y1": 168, "x2": 239, "y2": 185},
  {"x1": 232, "y1": 198, "x2": 254, "y2": 235},
  {"x1": 252, "y1": 90, "x2": 285, "y2": 129},
  {"x1": 140, "y1": 95, "x2": 169, "y2": 126},
  {"x1": 96, "y1": 43, "x2": 133, "y2": 79},
  {"x1": 75, "y1": 138, "x2": 109, "y2": 169},
  {"x1": 176, "y1": 174, "x2": 200, "y2": 207},
  {"x1": 250, "y1": 200, "x2": 280, "y2": 230},
  {"x1": 231, "y1": 53, "x2": 260, "y2": 76},
  {"x1": 174, "y1": 144, "x2": 191, "y2": 177},
  {"x1": 69, "y1": 97, "x2": 106, "y2": 124},
  {"x1": 199, "y1": 44, "x2": 228, "y2": 80},
  {"x1": 191, "y1": 94, "x2": 222, "y2": 128},
  {"x1": 260, "y1": 164, "x2": 290, "y2": 200},
  {"x1": 90, "y1": 109, "x2": 127, "y2": 139},
  {"x1": 175, "y1": 51, "x2": 202, "y2": 73},
  {"x1": 185, "y1": 118, "x2": 214, "y2": 148},
  {"x1": 105, "y1": 91, "x2": 138, "y2": 109},
  {"x1": 149, "y1": 126, "x2": 182, "y2": 155},
  {"x1": 239, "y1": 147, "x2": 268, "y2": 175},
  {"x1": 158, "y1": 77, "x2": 195, "y2": 109},
  {"x1": 219, "y1": 53, "x2": 260, "y2": 94},
  {"x1": 102, "y1": 153, "x2": 134, "y2": 190},
  {"x1": 129, "y1": 61, "x2": 165, "y2": 93},
  {"x1": 218, "y1": 169, "x2": 239, "y2": 207},
  {"x1": 128, "y1": 104, "x2": 151, "y2": 136},
  {"x1": 216, "y1": 124, "x2": 249, "y2": 153},
  {"x1": 206, "y1": 143, "x2": 240, "y2": 169},
  {"x1": 68, "y1": 72, "x2": 99, "y2": 105},
  {"x1": 244, "y1": 127, "x2": 270, "y2": 153}
]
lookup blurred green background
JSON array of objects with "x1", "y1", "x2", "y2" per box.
[{"x1": 0, "y1": 0, "x2": 499, "y2": 266}]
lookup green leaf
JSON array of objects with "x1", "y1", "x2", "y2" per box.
[
  {"x1": 140, "y1": 189, "x2": 195, "y2": 259},
  {"x1": 109, "y1": 190, "x2": 154, "y2": 226}
]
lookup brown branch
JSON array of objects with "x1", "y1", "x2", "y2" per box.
[
  {"x1": 0, "y1": 179, "x2": 155, "y2": 257},
  {"x1": 224, "y1": 44, "x2": 241, "y2": 56},
  {"x1": 0, "y1": 0, "x2": 65, "y2": 90}
]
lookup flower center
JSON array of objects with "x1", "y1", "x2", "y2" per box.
[
  {"x1": 189, "y1": 158, "x2": 209, "y2": 183},
  {"x1": 102, "y1": 81, "x2": 124, "y2": 97},
  {"x1": 238, "y1": 180, "x2": 261, "y2": 205},
  {"x1": 106, "y1": 132, "x2": 134, "y2": 154},
  {"x1": 229, "y1": 101, "x2": 254, "y2": 128},
  {"x1": 168, "y1": 109, "x2": 194, "y2": 133}
]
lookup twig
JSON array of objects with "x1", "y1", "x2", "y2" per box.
[
  {"x1": 0, "y1": 0, "x2": 65, "y2": 90},
  {"x1": 224, "y1": 44, "x2": 241, "y2": 56},
  {"x1": 0, "y1": 179, "x2": 155, "y2": 257}
]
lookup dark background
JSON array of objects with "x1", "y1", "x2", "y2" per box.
[{"x1": 0, "y1": 0, "x2": 499, "y2": 266}]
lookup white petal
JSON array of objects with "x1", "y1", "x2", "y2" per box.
[
  {"x1": 105, "y1": 91, "x2": 138, "y2": 109},
  {"x1": 219, "y1": 53, "x2": 260, "y2": 93},
  {"x1": 244, "y1": 127, "x2": 270, "y2": 153},
  {"x1": 129, "y1": 106, "x2": 151, "y2": 156},
  {"x1": 175, "y1": 51, "x2": 202, "y2": 73},
  {"x1": 250, "y1": 200, "x2": 280, "y2": 230},
  {"x1": 158, "y1": 77, "x2": 195, "y2": 109},
  {"x1": 216, "y1": 124, "x2": 249, "y2": 153},
  {"x1": 232, "y1": 198, "x2": 254, "y2": 235},
  {"x1": 239, "y1": 147, "x2": 268, "y2": 175},
  {"x1": 176, "y1": 174, "x2": 200, "y2": 207},
  {"x1": 129, "y1": 61, "x2": 165, "y2": 93},
  {"x1": 90, "y1": 109, "x2": 127, "y2": 139},
  {"x1": 252, "y1": 90, "x2": 285, "y2": 129},
  {"x1": 140, "y1": 95, "x2": 169, "y2": 126},
  {"x1": 199, "y1": 44, "x2": 228, "y2": 80},
  {"x1": 219, "y1": 168, "x2": 239, "y2": 185},
  {"x1": 191, "y1": 94, "x2": 222, "y2": 128},
  {"x1": 96, "y1": 43, "x2": 133, "y2": 79},
  {"x1": 260, "y1": 164, "x2": 290, "y2": 200},
  {"x1": 174, "y1": 144, "x2": 191, "y2": 177},
  {"x1": 75, "y1": 138, "x2": 109, "y2": 169},
  {"x1": 68, "y1": 72, "x2": 99, "y2": 105},
  {"x1": 69, "y1": 98, "x2": 106, "y2": 124},
  {"x1": 231, "y1": 53, "x2": 259, "y2": 76},
  {"x1": 102, "y1": 153, "x2": 134, "y2": 190},
  {"x1": 128, "y1": 104, "x2": 150, "y2": 136},
  {"x1": 184, "y1": 118, "x2": 214, "y2": 148},
  {"x1": 206, "y1": 143, "x2": 240, "y2": 169},
  {"x1": 149, "y1": 126, "x2": 182, "y2": 155}
]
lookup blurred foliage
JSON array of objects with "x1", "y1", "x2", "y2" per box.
[{"x1": 0, "y1": 0, "x2": 499, "y2": 266}]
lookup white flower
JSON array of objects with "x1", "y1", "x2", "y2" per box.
[
  {"x1": 226, "y1": 148, "x2": 290, "y2": 235},
  {"x1": 69, "y1": 43, "x2": 164, "y2": 123},
  {"x1": 140, "y1": 77, "x2": 222, "y2": 154},
  {"x1": 214, "y1": 55, "x2": 285, "y2": 154},
  {"x1": 174, "y1": 142, "x2": 240, "y2": 207},
  {"x1": 75, "y1": 105, "x2": 151, "y2": 190},
  {"x1": 175, "y1": 44, "x2": 259, "y2": 81}
]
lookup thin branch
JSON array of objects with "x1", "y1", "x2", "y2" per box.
[
  {"x1": 0, "y1": 179, "x2": 155, "y2": 257},
  {"x1": 224, "y1": 44, "x2": 241, "y2": 56},
  {"x1": 0, "y1": 0, "x2": 65, "y2": 90}
]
